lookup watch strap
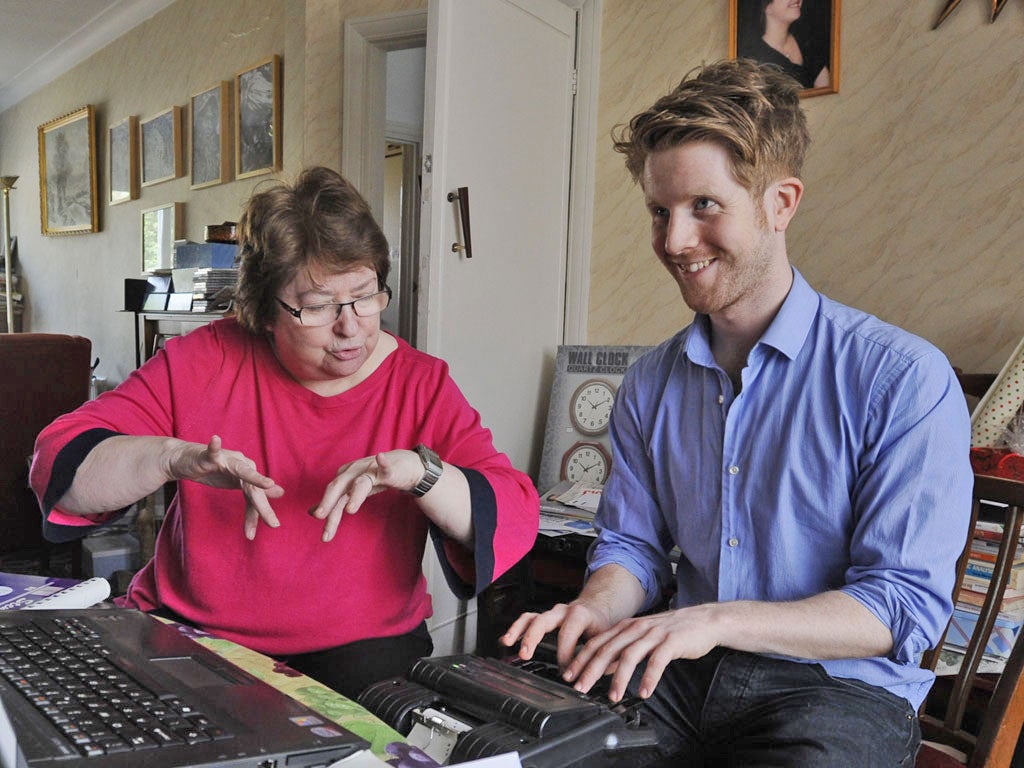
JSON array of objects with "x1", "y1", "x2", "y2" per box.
[{"x1": 411, "y1": 444, "x2": 443, "y2": 497}]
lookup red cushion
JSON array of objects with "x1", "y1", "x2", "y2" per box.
[{"x1": 916, "y1": 743, "x2": 965, "y2": 768}]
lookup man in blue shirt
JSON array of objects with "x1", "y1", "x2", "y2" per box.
[{"x1": 503, "y1": 59, "x2": 973, "y2": 765}]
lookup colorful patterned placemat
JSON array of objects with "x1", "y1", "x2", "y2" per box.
[{"x1": 165, "y1": 622, "x2": 405, "y2": 757}]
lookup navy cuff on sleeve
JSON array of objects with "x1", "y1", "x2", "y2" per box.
[
  {"x1": 41, "y1": 428, "x2": 125, "y2": 543},
  {"x1": 429, "y1": 467, "x2": 498, "y2": 598}
]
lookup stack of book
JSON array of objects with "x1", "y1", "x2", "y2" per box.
[
  {"x1": 191, "y1": 267, "x2": 237, "y2": 312},
  {"x1": 945, "y1": 519, "x2": 1024, "y2": 663}
]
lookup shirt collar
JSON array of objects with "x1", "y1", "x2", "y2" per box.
[
  {"x1": 684, "y1": 267, "x2": 819, "y2": 365},
  {"x1": 759, "y1": 267, "x2": 818, "y2": 361}
]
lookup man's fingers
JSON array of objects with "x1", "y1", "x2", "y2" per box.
[
  {"x1": 500, "y1": 613, "x2": 534, "y2": 646},
  {"x1": 501, "y1": 606, "x2": 568, "y2": 660}
]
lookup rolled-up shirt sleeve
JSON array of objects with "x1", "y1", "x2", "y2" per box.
[
  {"x1": 840, "y1": 352, "x2": 973, "y2": 664},
  {"x1": 587, "y1": 365, "x2": 675, "y2": 611}
]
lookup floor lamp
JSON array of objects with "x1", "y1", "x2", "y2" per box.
[{"x1": 1, "y1": 175, "x2": 16, "y2": 334}]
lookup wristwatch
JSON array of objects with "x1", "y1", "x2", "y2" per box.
[{"x1": 410, "y1": 444, "x2": 443, "y2": 497}]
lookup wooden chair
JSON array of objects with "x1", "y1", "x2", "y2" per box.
[{"x1": 916, "y1": 372, "x2": 1024, "y2": 767}]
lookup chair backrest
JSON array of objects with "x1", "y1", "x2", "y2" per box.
[
  {"x1": 917, "y1": 472, "x2": 1024, "y2": 767},
  {"x1": 0, "y1": 333, "x2": 91, "y2": 553}
]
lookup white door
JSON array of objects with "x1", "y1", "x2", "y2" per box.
[
  {"x1": 419, "y1": 0, "x2": 576, "y2": 475},
  {"x1": 418, "y1": 0, "x2": 577, "y2": 655}
]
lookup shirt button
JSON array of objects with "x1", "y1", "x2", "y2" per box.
[
  {"x1": 717, "y1": 394, "x2": 724, "y2": 404},
  {"x1": 728, "y1": 537, "x2": 739, "y2": 547},
  {"x1": 728, "y1": 465, "x2": 739, "y2": 475}
]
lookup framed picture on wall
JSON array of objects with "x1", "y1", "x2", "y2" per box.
[
  {"x1": 730, "y1": 0, "x2": 841, "y2": 97},
  {"x1": 109, "y1": 116, "x2": 139, "y2": 205},
  {"x1": 235, "y1": 54, "x2": 282, "y2": 179},
  {"x1": 190, "y1": 81, "x2": 232, "y2": 189},
  {"x1": 140, "y1": 106, "x2": 183, "y2": 186},
  {"x1": 37, "y1": 105, "x2": 100, "y2": 235}
]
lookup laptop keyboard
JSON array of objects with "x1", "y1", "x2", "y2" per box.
[{"x1": 0, "y1": 615, "x2": 232, "y2": 757}]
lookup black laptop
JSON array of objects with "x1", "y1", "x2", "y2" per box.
[{"x1": 0, "y1": 608, "x2": 369, "y2": 768}]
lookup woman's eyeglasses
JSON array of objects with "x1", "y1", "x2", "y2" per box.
[{"x1": 276, "y1": 286, "x2": 392, "y2": 327}]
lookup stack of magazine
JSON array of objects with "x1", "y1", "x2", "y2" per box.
[{"x1": 540, "y1": 480, "x2": 602, "y2": 520}]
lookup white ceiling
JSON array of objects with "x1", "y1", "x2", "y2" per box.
[{"x1": 0, "y1": 0, "x2": 176, "y2": 113}]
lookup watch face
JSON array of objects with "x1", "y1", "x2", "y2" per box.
[
  {"x1": 560, "y1": 442, "x2": 610, "y2": 484},
  {"x1": 570, "y1": 379, "x2": 616, "y2": 436}
]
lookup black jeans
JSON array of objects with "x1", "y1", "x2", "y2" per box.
[
  {"x1": 280, "y1": 621, "x2": 433, "y2": 701},
  {"x1": 634, "y1": 648, "x2": 919, "y2": 767}
]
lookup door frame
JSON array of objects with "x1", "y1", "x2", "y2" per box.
[{"x1": 341, "y1": 0, "x2": 601, "y2": 345}]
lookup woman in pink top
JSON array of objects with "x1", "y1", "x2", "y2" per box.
[{"x1": 30, "y1": 167, "x2": 539, "y2": 699}]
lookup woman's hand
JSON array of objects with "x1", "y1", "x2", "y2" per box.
[
  {"x1": 170, "y1": 435, "x2": 284, "y2": 540},
  {"x1": 311, "y1": 450, "x2": 424, "y2": 542}
]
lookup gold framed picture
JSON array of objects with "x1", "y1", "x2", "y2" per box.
[
  {"x1": 235, "y1": 54, "x2": 282, "y2": 179},
  {"x1": 140, "y1": 106, "x2": 184, "y2": 187},
  {"x1": 109, "y1": 116, "x2": 139, "y2": 205},
  {"x1": 38, "y1": 105, "x2": 100, "y2": 235},
  {"x1": 190, "y1": 81, "x2": 232, "y2": 189},
  {"x1": 730, "y1": 0, "x2": 841, "y2": 97}
]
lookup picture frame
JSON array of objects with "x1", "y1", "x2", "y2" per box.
[
  {"x1": 235, "y1": 54, "x2": 282, "y2": 179},
  {"x1": 109, "y1": 116, "x2": 139, "y2": 205},
  {"x1": 190, "y1": 81, "x2": 232, "y2": 189},
  {"x1": 37, "y1": 105, "x2": 99, "y2": 235},
  {"x1": 730, "y1": 0, "x2": 841, "y2": 97},
  {"x1": 142, "y1": 292, "x2": 169, "y2": 311},
  {"x1": 140, "y1": 106, "x2": 183, "y2": 187},
  {"x1": 141, "y1": 202, "x2": 183, "y2": 273}
]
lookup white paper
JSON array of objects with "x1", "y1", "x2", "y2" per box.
[
  {"x1": 449, "y1": 754, "x2": 523, "y2": 767},
  {"x1": 552, "y1": 481, "x2": 603, "y2": 513}
]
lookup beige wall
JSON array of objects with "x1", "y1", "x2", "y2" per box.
[
  {"x1": 0, "y1": 0, "x2": 307, "y2": 383},
  {"x1": 590, "y1": 1, "x2": 1024, "y2": 376},
  {"x1": 0, "y1": 0, "x2": 1021, "y2": 386}
]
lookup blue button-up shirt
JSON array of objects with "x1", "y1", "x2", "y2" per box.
[{"x1": 589, "y1": 268, "x2": 973, "y2": 709}]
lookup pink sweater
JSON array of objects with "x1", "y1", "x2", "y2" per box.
[{"x1": 31, "y1": 319, "x2": 538, "y2": 655}]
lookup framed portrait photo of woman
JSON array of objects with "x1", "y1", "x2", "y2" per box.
[{"x1": 730, "y1": 0, "x2": 840, "y2": 97}]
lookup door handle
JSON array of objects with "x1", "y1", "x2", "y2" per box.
[{"x1": 447, "y1": 187, "x2": 473, "y2": 259}]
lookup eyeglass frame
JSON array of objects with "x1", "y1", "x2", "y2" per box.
[{"x1": 275, "y1": 285, "x2": 393, "y2": 326}]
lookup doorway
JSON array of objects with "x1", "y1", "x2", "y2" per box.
[
  {"x1": 342, "y1": 12, "x2": 427, "y2": 345},
  {"x1": 342, "y1": 0, "x2": 599, "y2": 351},
  {"x1": 380, "y1": 46, "x2": 425, "y2": 345}
]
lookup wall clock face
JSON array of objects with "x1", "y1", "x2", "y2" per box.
[
  {"x1": 570, "y1": 378, "x2": 616, "y2": 436},
  {"x1": 560, "y1": 441, "x2": 611, "y2": 485}
]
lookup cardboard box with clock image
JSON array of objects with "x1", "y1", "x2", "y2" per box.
[{"x1": 537, "y1": 345, "x2": 652, "y2": 518}]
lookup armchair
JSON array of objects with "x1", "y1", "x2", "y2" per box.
[{"x1": 0, "y1": 333, "x2": 91, "y2": 573}]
